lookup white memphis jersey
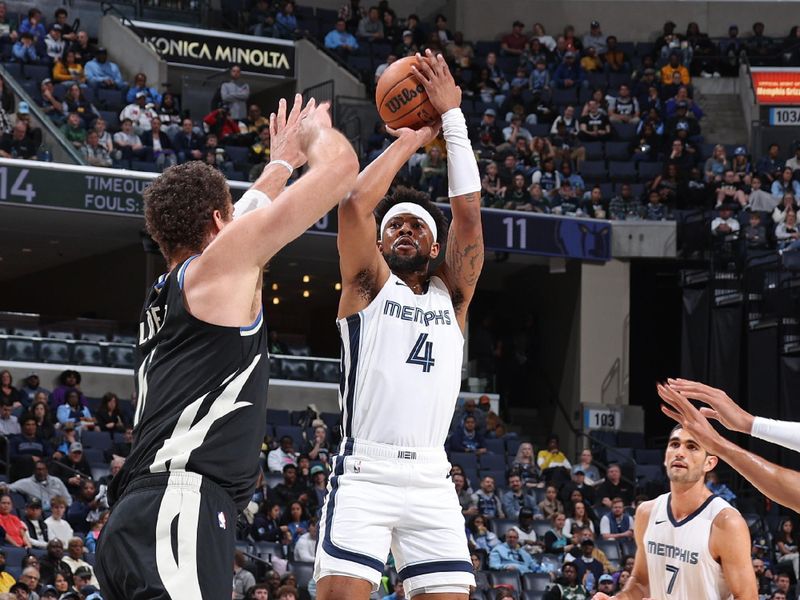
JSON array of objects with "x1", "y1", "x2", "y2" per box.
[
  {"x1": 644, "y1": 493, "x2": 737, "y2": 600},
  {"x1": 337, "y1": 273, "x2": 464, "y2": 447}
]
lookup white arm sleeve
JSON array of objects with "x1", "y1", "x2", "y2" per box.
[
  {"x1": 441, "y1": 108, "x2": 481, "y2": 197},
  {"x1": 751, "y1": 417, "x2": 800, "y2": 454},
  {"x1": 233, "y1": 189, "x2": 272, "y2": 220}
]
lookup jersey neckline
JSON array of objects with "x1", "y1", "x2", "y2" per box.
[{"x1": 666, "y1": 493, "x2": 719, "y2": 528}]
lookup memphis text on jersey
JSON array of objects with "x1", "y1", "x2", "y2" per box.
[
  {"x1": 383, "y1": 300, "x2": 452, "y2": 326},
  {"x1": 647, "y1": 540, "x2": 700, "y2": 565}
]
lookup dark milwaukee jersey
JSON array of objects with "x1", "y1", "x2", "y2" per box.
[{"x1": 110, "y1": 255, "x2": 270, "y2": 508}]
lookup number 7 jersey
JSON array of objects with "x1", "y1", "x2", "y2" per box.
[{"x1": 337, "y1": 273, "x2": 464, "y2": 447}]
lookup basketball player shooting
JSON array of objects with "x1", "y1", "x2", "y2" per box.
[
  {"x1": 95, "y1": 97, "x2": 359, "y2": 600},
  {"x1": 314, "y1": 51, "x2": 484, "y2": 600},
  {"x1": 593, "y1": 387, "x2": 755, "y2": 600}
]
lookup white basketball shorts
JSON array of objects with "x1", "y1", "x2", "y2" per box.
[{"x1": 313, "y1": 437, "x2": 475, "y2": 597}]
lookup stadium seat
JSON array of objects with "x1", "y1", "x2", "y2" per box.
[
  {"x1": 12, "y1": 327, "x2": 39, "y2": 337},
  {"x1": 635, "y1": 464, "x2": 664, "y2": 483},
  {"x1": 484, "y1": 438, "x2": 505, "y2": 455},
  {"x1": 106, "y1": 343, "x2": 134, "y2": 368},
  {"x1": 488, "y1": 570, "x2": 521, "y2": 594},
  {"x1": 539, "y1": 554, "x2": 562, "y2": 573},
  {"x1": 449, "y1": 452, "x2": 478, "y2": 471},
  {"x1": 2, "y1": 62, "x2": 21, "y2": 80},
  {"x1": 582, "y1": 141, "x2": 605, "y2": 161},
  {"x1": 254, "y1": 541, "x2": 283, "y2": 560},
  {"x1": 97, "y1": 88, "x2": 124, "y2": 110},
  {"x1": 611, "y1": 122, "x2": 637, "y2": 141},
  {"x1": 551, "y1": 87, "x2": 578, "y2": 107},
  {"x1": 3, "y1": 338, "x2": 37, "y2": 361},
  {"x1": 39, "y1": 340, "x2": 70, "y2": 363},
  {"x1": 617, "y1": 432, "x2": 646, "y2": 448},
  {"x1": 523, "y1": 572, "x2": 551, "y2": 592},
  {"x1": 83, "y1": 448, "x2": 106, "y2": 467},
  {"x1": 98, "y1": 110, "x2": 120, "y2": 131},
  {"x1": 22, "y1": 64, "x2": 50, "y2": 82},
  {"x1": 505, "y1": 439, "x2": 523, "y2": 456},
  {"x1": 597, "y1": 539, "x2": 622, "y2": 562},
  {"x1": 266, "y1": 409, "x2": 291, "y2": 426},
  {"x1": 289, "y1": 561, "x2": 315, "y2": 589},
  {"x1": 320, "y1": 412, "x2": 339, "y2": 431},
  {"x1": 637, "y1": 161, "x2": 664, "y2": 182},
  {"x1": 586, "y1": 71, "x2": 607, "y2": 90},
  {"x1": 312, "y1": 361, "x2": 339, "y2": 383},
  {"x1": 82, "y1": 430, "x2": 113, "y2": 451},
  {"x1": 580, "y1": 160, "x2": 607, "y2": 183},
  {"x1": 532, "y1": 520, "x2": 551, "y2": 539},
  {"x1": 479, "y1": 453, "x2": 506, "y2": 470},
  {"x1": 605, "y1": 141, "x2": 632, "y2": 161},
  {"x1": 526, "y1": 123, "x2": 551, "y2": 138},
  {"x1": 474, "y1": 41, "x2": 501, "y2": 57},
  {"x1": 235, "y1": 540, "x2": 252, "y2": 555},
  {"x1": 607, "y1": 447, "x2": 634, "y2": 464},
  {"x1": 479, "y1": 469, "x2": 506, "y2": 484},
  {"x1": 46, "y1": 330, "x2": 75, "y2": 340},
  {"x1": 281, "y1": 359, "x2": 310, "y2": 380},
  {"x1": 224, "y1": 145, "x2": 249, "y2": 165},
  {"x1": 620, "y1": 540, "x2": 637, "y2": 558},
  {"x1": 492, "y1": 518, "x2": 517, "y2": 541},
  {"x1": 608, "y1": 72, "x2": 632, "y2": 89},
  {"x1": 274, "y1": 425, "x2": 304, "y2": 448},
  {"x1": 91, "y1": 466, "x2": 110, "y2": 481},
  {"x1": 608, "y1": 160, "x2": 637, "y2": 182},
  {"x1": 73, "y1": 342, "x2": 104, "y2": 366},
  {"x1": 599, "y1": 182, "x2": 615, "y2": 198},
  {"x1": 634, "y1": 448, "x2": 662, "y2": 465}
]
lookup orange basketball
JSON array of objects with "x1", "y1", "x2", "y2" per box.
[{"x1": 375, "y1": 56, "x2": 439, "y2": 130}]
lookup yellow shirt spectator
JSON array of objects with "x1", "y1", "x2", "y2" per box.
[{"x1": 660, "y1": 64, "x2": 690, "y2": 86}]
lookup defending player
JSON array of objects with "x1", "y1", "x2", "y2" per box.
[
  {"x1": 593, "y1": 397, "x2": 756, "y2": 600},
  {"x1": 96, "y1": 97, "x2": 358, "y2": 600},
  {"x1": 314, "y1": 51, "x2": 484, "y2": 600}
]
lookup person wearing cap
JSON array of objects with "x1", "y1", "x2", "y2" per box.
[
  {"x1": 12, "y1": 32, "x2": 40, "y2": 63},
  {"x1": 554, "y1": 51, "x2": 586, "y2": 90},
  {"x1": 512, "y1": 507, "x2": 544, "y2": 556},
  {"x1": 22, "y1": 498, "x2": 49, "y2": 550},
  {"x1": 119, "y1": 92, "x2": 157, "y2": 136},
  {"x1": 84, "y1": 47, "x2": 125, "y2": 90},
  {"x1": 54, "y1": 443, "x2": 92, "y2": 497},
  {"x1": 573, "y1": 537, "x2": 605, "y2": 590},
  {"x1": 583, "y1": 20, "x2": 607, "y2": 55},
  {"x1": 394, "y1": 28, "x2": 417, "y2": 58},
  {"x1": 664, "y1": 86, "x2": 703, "y2": 120},
  {"x1": 501, "y1": 20, "x2": 528, "y2": 57},
  {"x1": 63, "y1": 538, "x2": 97, "y2": 587},
  {"x1": 545, "y1": 561, "x2": 588, "y2": 599},
  {"x1": 40, "y1": 586, "x2": 58, "y2": 599},
  {"x1": 19, "y1": 374, "x2": 48, "y2": 411},
  {"x1": 596, "y1": 573, "x2": 615, "y2": 595},
  {"x1": 44, "y1": 24, "x2": 65, "y2": 62},
  {"x1": 125, "y1": 72, "x2": 162, "y2": 108}
]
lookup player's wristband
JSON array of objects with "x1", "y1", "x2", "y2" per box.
[
  {"x1": 233, "y1": 189, "x2": 272, "y2": 219},
  {"x1": 268, "y1": 159, "x2": 294, "y2": 176},
  {"x1": 441, "y1": 108, "x2": 480, "y2": 197}
]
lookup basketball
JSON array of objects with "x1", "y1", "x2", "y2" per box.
[{"x1": 375, "y1": 56, "x2": 439, "y2": 130}]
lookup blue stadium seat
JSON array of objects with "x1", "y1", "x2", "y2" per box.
[
  {"x1": 289, "y1": 561, "x2": 315, "y2": 590},
  {"x1": 98, "y1": 110, "x2": 119, "y2": 131},
  {"x1": 3, "y1": 338, "x2": 37, "y2": 361},
  {"x1": 91, "y1": 466, "x2": 110, "y2": 481},
  {"x1": 635, "y1": 464, "x2": 664, "y2": 484},
  {"x1": 12, "y1": 327, "x2": 39, "y2": 337},
  {"x1": 39, "y1": 340, "x2": 70, "y2": 363},
  {"x1": 479, "y1": 453, "x2": 506, "y2": 470},
  {"x1": 22, "y1": 63, "x2": 50, "y2": 82},
  {"x1": 580, "y1": 160, "x2": 607, "y2": 183},
  {"x1": 523, "y1": 573, "x2": 551, "y2": 592},
  {"x1": 83, "y1": 448, "x2": 106, "y2": 467},
  {"x1": 2, "y1": 62, "x2": 21, "y2": 80},
  {"x1": 607, "y1": 446, "x2": 634, "y2": 464},
  {"x1": 46, "y1": 330, "x2": 74, "y2": 340},
  {"x1": 449, "y1": 452, "x2": 478, "y2": 471},
  {"x1": 582, "y1": 141, "x2": 605, "y2": 161},
  {"x1": 526, "y1": 123, "x2": 551, "y2": 138},
  {"x1": 488, "y1": 571, "x2": 521, "y2": 594},
  {"x1": 313, "y1": 361, "x2": 339, "y2": 383},
  {"x1": 597, "y1": 539, "x2": 622, "y2": 562},
  {"x1": 505, "y1": 438, "x2": 523, "y2": 456},
  {"x1": 635, "y1": 42, "x2": 654, "y2": 57},
  {"x1": 608, "y1": 160, "x2": 637, "y2": 182},
  {"x1": 274, "y1": 425, "x2": 304, "y2": 448},
  {"x1": 551, "y1": 87, "x2": 578, "y2": 107},
  {"x1": 637, "y1": 161, "x2": 664, "y2": 182},
  {"x1": 320, "y1": 412, "x2": 339, "y2": 431},
  {"x1": 72, "y1": 342, "x2": 104, "y2": 366},
  {"x1": 617, "y1": 431, "x2": 646, "y2": 448},
  {"x1": 531, "y1": 520, "x2": 551, "y2": 540},
  {"x1": 224, "y1": 145, "x2": 249, "y2": 165},
  {"x1": 474, "y1": 41, "x2": 501, "y2": 57},
  {"x1": 266, "y1": 409, "x2": 291, "y2": 426},
  {"x1": 523, "y1": 591, "x2": 545, "y2": 600},
  {"x1": 106, "y1": 343, "x2": 134, "y2": 368},
  {"x1": 586, "y1": 71, "x2": 607, "y2": 90},
  {"x1": 599, "y1": 182, "x2": 615, "y2": 199},
  {"x1": 612, "y1": 122, "x2": 637, "y2": 141},
  {"x1": 254, "y1": 541, "x2": 283, "y2": 560},
  {"x1": 492, "y1": 518, "x2": 517, "y2": 541},
  {"x1": 634, "y1": 448, "x2": 662, "y2": 465},
  {"x1": 81, "y1": 430, "x2": 113, "y2": 452},
  {"x1": 483, "y1": 438, "x2": 505, "y2": 455},
  {"x1": 97, "y1": 88, "x2": 124, "y2": 110},
  {"x1": 478, "y1": 468, "x2": 506, "y2": 484},
  {"x1": 621, "y1": 539, "x2": 637, "y2": 558},
  {"x1": 605, "y1": 141, "x2": 632, "y2": 161},
  {"x1": 608, "y1": 72, "x2": 632, "y2": 89}
]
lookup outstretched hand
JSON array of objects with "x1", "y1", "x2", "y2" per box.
[
  {"x1": 386, "y1": 120, "x2": 441, "y2": 149},
  {"x1": 411, "y1": 49, "x2": 462, "y2": 115},
  {"x1": 657, "y1": 383, "x2": 726, "y2": 455},
  {"x1": 270, "y1": 94, "x2": 320, "y2": 169},
  {"x1": 666, "y1": 378, "x2": 755, "y2": 434}
]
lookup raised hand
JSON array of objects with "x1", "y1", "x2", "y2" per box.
[
  {"x1": 270, "y1": 93, "x2": 317, "y2": 169},
  {"x1": 667, "y1": 378, "x2": 755, "y2": 434},
  {"x1": 411, "y1": 50, "x2": 462, "y2": 115},
  {"x1": 386, "y1": 119, "x2": 442, "y2": 149},
  {"x1": 657, "y1": 383, "x2": 726, "y2": 455}
]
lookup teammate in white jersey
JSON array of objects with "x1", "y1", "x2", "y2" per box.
[
  {"x1": 593, "y1": 413, "x2": 755, "y2": 600},
  {"x1": 314, "y1": 51, "x2": 483, "y2": 600}
]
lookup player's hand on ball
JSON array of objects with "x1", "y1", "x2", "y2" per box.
[
  {"x1": 386, "y1": 119, "x2": 441, "y2": 148},
  {"x1": 411, "y1": 50, "x2": 461, "y2": 114},
  {"x1": 270, "y1": 93, "x2": 318, "y2": 169}
]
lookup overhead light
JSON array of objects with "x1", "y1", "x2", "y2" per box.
[
  {"x1": 334, "y1": 282, "x2": 342, "y2": 291},
  {"x1": 302, "y1": 275, "x2": 310, "y2": 283},
  {"x1": 302, "y1": 290, "x2": 310, "y2": 298},
  {"x1": 271, "y1": 283, "x2": 279, "y2": 291},
  {"x1": 49, "y1": 240, "x2": 60, "y2": 245},
  {"x1": 272, "y1": 297, "x2": 280, "y2": 305},
  {"x1": 21, "y1": 248, "x2": 32, "y2": 253}
]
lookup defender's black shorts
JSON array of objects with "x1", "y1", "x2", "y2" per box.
[{"x1": 96, "y1": 471, "x2": 237, "y2": 600}]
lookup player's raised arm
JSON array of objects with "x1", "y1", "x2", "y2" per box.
[
  {"x1": 414, "y1": 51, "x2": 483, "y2": 329},
  {"x1": 337, "y1": 121, "x2": 441, "y2": 318},
  {"x1": 711, "y1": 509, "x2": 757, "y2": 600},
  {"x1": 593, "y1": 501, "x2": 652, "y2": 600}
]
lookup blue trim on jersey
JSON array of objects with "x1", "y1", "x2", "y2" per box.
[
  {"x1": 240, "y1": 309, "x2": 263, "y2": 332},
  {"x1": 343, "y1": 314, "x2": 361, "y2": 439},
  {"x1": 397, "y1": 560, "x2": 474, "y2": 580},
  {"x1": 178, "y1": 254, "x2": 201, "y2": 290},
  {"x1": 154, "y1": 273, "x2": 168, "y2": 290},
  {"x1": 322, "y1": 440, "x2": 383, "y2": 573},
  {"x1": 666, "y1": 493, "x2": 720, "y2": 527}
]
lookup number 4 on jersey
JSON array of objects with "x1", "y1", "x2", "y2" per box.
[{"x1": 406, "y1": 333, "x2": 435, "y2": 372}]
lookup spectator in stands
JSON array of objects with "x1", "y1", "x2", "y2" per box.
[
  {"x1": 120, "y1": 91, "x2": 158, "y2": 136},
  {"x1": 704, "y1": 471, "x2": 736, "y2": 504},
  {"x1": 0, "y1": 2, "x2": 17, "y2": 42},
  {"x1": 574, "y1": 537, "x2": 605, "y2": 588},
  {"x1": 447, "y1": 32, "x2": 473, "y2": 68},
  {"x1": 280, "y1": 500, "x2": 310, "y2": 544},
  {"x1": 84, "y1": 48, "x2": 125, "y2": 90},
  {"x1": 10, "y1": 416, "x2": 51, "y2": 478},
  {"x1": 560, "y1": 470, "x2": 597, "y2": 508},
  {"x1": 94, "y1": 392, "x2": 126, "y2": 433},
  {"x1": 608, "y1": 84, "x2": 640, "y2": 124},
  {"x1": 356, "y1": 6, "x2": 383, "y2": 41},
  {"x1": 513, "y1": 507, "x2": 544, "y2": 556},
  {"x1": 19, "y1": 8, "x2": 45, "y2": 41},
  {"x1": 394, "y1": 28, "x2": 417, "y2": 58},
  {"x1": 452, "y1": 398, "x2": 487, "y2": 432},
  {"x1": 62, "y1": 538, "x2": 97, "y2": 586},
  {"x1": 450, "y1": 414, "x2": 487, "y2": 454},
  {"x1": 83, "y1": 510, "x2": 106, "y2": 553},
  {"x1": 528, "y1": 22, "x2": 554, "y2": 51},
  {"x1": 581, "y1": 46, "x2": 603, "y2": 73},
  {"x1": 52, "y1": 7, "x2": 75, "y2": 41},
  {"x1": 644, "y1": 189, "x2": 667, "y2": 220},
  {"x1": 173, "y1": 118, "x2": 204, "y2": 164},
  {"x1": 714, "y1": 169, "x2": 747, "y2": 209},
  {"x1": 537, "y1": 434, "x2": 571, "y2": 474},
  {"x1": 56, "y1": 391, "x2": 94, "y2": 430},
  {"x1": 582, "y1": 20, "x2": 607, "y2": 55},
  {"x1": 9, "y1": 462, "x2": 70, "y2": 511},
  {"x1": 38, "y1": 541, "x2": 67, "y2": 586},
  {"x1": 43, "y1": 24, "x2": 65, "y2": 62},
  {"x1": 52, "y1": 51, "x2": 86, "y2": 87},
  {"x1": 746, "y1": 176, "x2": 777, "y2": 214},
  {"x1": 0, "y1": 402, "x2": 19, "y2": 436},
  {"x1": 786, "y1": 142, "x2": 800, "y2": 174},
  {"x1": 67, "y1": 31, "x2": 94, "y2": 65},
  {"x1": 608, "y1": 183, "x2": 640, "y2": 220},
  {"x1": 661, "y1": 52, "x2": 690, "y2": 86},
  {"x1": 538, "y1": 485, "x2": 565, "y2": 520},
  {"x1": 472, "y1": 476, "x2": 504, "y2": 519},
  {"x1": 756, "y1": 143, "x2": 784, "y2": 183},
  {"x1": 23, "y1": 498, "x2": 49, "y2": 549},
  {"x1": 554, "y1": 51, "x2": 585, "y2": 90},
  {"x1": 232, "y1": 550, "x2": 256, "y2": 600},
  {"x1": 126, "y1": 73, "x2": 161, "y2": 108},
  {"x1": 247, "y1": 0, "x2": 275, "y2": 37},
  {"x1": 0, "y1": 494, "x2": 31, "y2": 548},
  {"x1": 251, "y1": 502, "x2": 282, "y2": 542},
  {"x1": 467, "y1": 514, "x2": 499, "y2": 553},
  {"x1": 544, "y1": 562, "x2": 589, "y2": 600},
  {"x1": 503, "y1": 173, "x2": 534, "y2": 210},
  {"x1": 600, "y1": 497, "x2": 634, "y2": 541},
  {"x1": 203, "y1": 103, "x2": 239, "y2": 143},
  {"x1": 509, "y1": 442, "x2": 539, "y2": 487},
  {"x1": 543, "y1": 512, "x2": 574, "y2": 555},
  {"x1": 272, "y1": 463, "x2": 308, "y2": 506},
  {"x1": 66, "y1": 480, "x2": 103, "y2": 537},
  {"x1": 501, "y1": 473, "x2": 539, "y2": 519},
  {"x1": 772, "y1": 166, "x2": 800, "y2": 198},
  {"x1": 55, "y1": 442, "x2": 92, "y2": 497},
  {"x1": 776, "y1": 209, "x2": 800, "y2": 250},
  {"x1": 665, "y1": 87, "x2": 702, "y2": 121},
  {"x1": 704, "y1": 144, "x2": 728, "y2": 182},
  {"x1": 304, "y1": 425, "x2": 332, "y2": 464},
  {"x1": 141, "y1": 117, "x2": 177, "y2": 171},
  {"x1": 61, "y1": 84, "x2": 98, "y2": 129},
  {"x1": 775, "y1": 518, "x2": 800, "y2": 579},
  {"x1": 532, "y1": 157, "x2": 562, "y2": 200},
  {"x1": 595, "y1": 463, "x2": 632, "y2": 507},
  {"x1": 578, "y1": 100, "x2": 611, "y2": 141},
  {"x1": 374, "y1": 52, "x2": 396, "y2": 81},
  {"x1": 112, "y1": 118, "x2": 145, "y2": 160},
  {"x1": 28, "y1": 397, "x2": 55, "y2": 442},
  {"x1": 12, "y1": 32, "x2": 40, "y2": 63},
  {"x1": 43, "y1": 496, "x2": 72, "y2": 545},
  {"x1": 220, "y1": 65, "x2": 249, "y2": 121},
  {"x1": 604, "y1": 36, "x2": 628, "y2": 73},
  {"x1": 572, "y1": 449, "x2": 600, "y2": 484},
  {"x1": 0, "y1": 121, "x2": 37, "y2": 159},
  {"x1": 500, "y1": 20, "x2": 528, "y2": 56},
  {"x1": 453, "y1": 473, "x2": 476, "y2": 517},
  {"x1": 274, "y1": 1, "x2": 299, "y2": 39},
  {"x1": 489, "y1": 528, "x2": 538, "y2": 574},
  {"x1": 268, "y1": 436, "x2": 299, "y2": 473},
  {"x1": 418, "y1": 146, "x2": 446, "y2": 196},
  {"x1": 563, "y1": 500, "x2": 595, "y2": 539},
  {"x1": 37, "y1": 79, "x2": 62, "y2": 125}
]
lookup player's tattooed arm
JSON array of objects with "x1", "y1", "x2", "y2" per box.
[{"x1": 442, "y1": 190, "x2": 484, "y2": 327}]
